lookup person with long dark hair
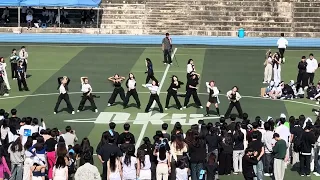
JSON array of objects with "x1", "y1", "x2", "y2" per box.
[
  {"x1": 79, "y1": 138, "x2": 94, "y2": 166},
  {"x1": 165, "y1": 75, "x2": 183, "y2": 110},
  {"x1": 183, "y1": 72, "x2": 202, "y2": 109},
  {"x1": 218, "y1": 135, "x2": 233, "y2": 175},
  {"x1": 107, "y1": 153, "x2": 122, "y2": 180},
  {"x1": 8, "y1": 137, "x2": 24, "y2": 180},
  {"x1": 54, "y1": 76, "x2": 74, "y2": 114},
  {"x1": 23, "y1": 136, "x2": 33, "y2": 180},
  {"x1": 45, "y1": 130, "x2": 57, "y2": 180},
  {"x1": 137, "y1": 149, "x2": 151, "y2": 180},
  {"x1": 53, "y1": 156, "x2": 68, "y2": 180},
  {"x1": 29, "y1": 136, "x2": 46, "y2": 166},
  {"x1": 225, "y1": 86, "x2": 243, "y2": 119},
  {"x1": 107, "y1": 74, "x2": 126, "y2": 107},
  {"x1": 186, "y1": 59, "x2": 195, "y2": 91},
  {"x1": 233, "y1": 122, "x2": 245, "y2": 175},
  {"x1": 30, "y1": 162, "x2": 46, "y2": 180},
  {"x1": 170, "y1": 134, "x2": 188, "y2": 180},
  {"x1": 153, "y1": 145, "x2": 170, "y2": 180},
  {"x1": 189, "y1": 132, "x2": 206, "y2": 180},
  {"x1": 144, "y1": 58, "x2": 158, "y2": 85},
  {"x1": 273, "y1": 52, "x2": 282, "y2": 86},
  {"x1": 77, "y1": 77, "x2": 98, "y2": 112},
  {"x1": 205, "y1": 80, "x2": 220, "y2": 116},
  {"x1": 123, "y1": 73, "x2": 141, "y2": 109},
  {"x1": 122, "y1": 147, "x2": 137, "y2": 180},
  {"x1": 143, "y1": 80, "x2": 164, "y2": 113},
  {"x1": 204, "y1": 152, "x2": 218, "y2": 180}
]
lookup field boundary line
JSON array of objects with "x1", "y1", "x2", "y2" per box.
[
  {"x1": 135, "y1": 48, "x2": 178, "y2": 150},
  {"x1": 1, "y1": 91, "x2": 319, "y2": 108}
]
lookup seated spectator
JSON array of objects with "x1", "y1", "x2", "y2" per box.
[
  {"x1": 89, "y1": 9, "x2": 96, "y2": 24},
  {"x1": 269, "y1": 83, "x2": 282, "y2": 99},
  {"x1": 307, "y1": 82, "x2": 317, "y2": 99},
  {"x1": 41, "y1": 7, "x2": 49, "y2": 23},
  {"x1": 61, "y1": 8, "x2": 69, "y2": 24},
  {"x1": 81, "y1": 10, "x2": 87, "y2": 24},
  {"x1": 48, "y1": 10, "x2": 55, "y2": 24},
  {"x1": 280, "y1": 81, "x2": 294, "y2": 100},
  {"x1": 1, "y1": 7, "x2": 9, "y2": 24},
  {"x1": 26, "y1": 12, "x2": 33, "y2": 29}
]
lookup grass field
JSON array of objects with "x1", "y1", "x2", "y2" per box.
[{"x1": 0, "y1": 43, "x2": 319, "y2": 179}]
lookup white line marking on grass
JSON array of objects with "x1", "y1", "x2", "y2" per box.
[
  {"x1": 132, "y1": 70, "x2": 186, "y2": 73},
  {"x1": 28, "y1": 69, "x2": 59, "y2": 71},
  {"x1": 135, "y1": 48, "x2": 178, "y2": 150}
]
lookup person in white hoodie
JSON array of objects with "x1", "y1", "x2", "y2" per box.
[
  {"x1": 306, "y1": 53, "x2": 318, "y2": 88},
  {"x1": 277, "y1": 33, "x2": 288, "y2": 63},
  {"x1": 0, "y1": 57, "x2": 10, "y2": 96}
]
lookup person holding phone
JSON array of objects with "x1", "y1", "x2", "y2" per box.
[{"x1": 242, "y1": 148, "x2": 259, "y2": 180}]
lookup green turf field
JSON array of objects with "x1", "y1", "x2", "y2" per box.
[{"x1": 0, "y1": 44, "x2": 319, "y2": 179}]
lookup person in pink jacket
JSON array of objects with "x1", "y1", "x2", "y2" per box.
[{"x1": 0, "y1": 156, "x2": 11, "y2": 180}]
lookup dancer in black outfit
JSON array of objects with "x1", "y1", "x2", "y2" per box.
[
  {"x1": 143, "y1": 80, "x2": 163, "y2": 113},
  {"x1": 77, "y1": 77, "x2": 98, "y2": 113},
  {"x1": 165, "y1": 75, "x2": 183, "y2": 110},
  {"x1": 107, "y1": 74, "x2": 126, "y2": 107},
  {"x1": 186, "y1": 59, "x2": 195, "y2": 90},
  {"x1": 123, "y1": 73, "x2": 141, "y2": 109},
  {"x1": 16, "y1": 61, "x2": 29, "y2": 91},
  {"x1": 205, "y1": 81, "x2": 220, "y2": 116},
  {"x1": 224, "y1": 86, "x2": 243, "y2": 119},
  {"x1": 144, "y1": 58, "x2": 158, "y2": 85},
  {"x1": 183, "y1": 72, "x2": 202, "y2": 109},
  {"x1": 10, "y1": 49, "x2": 19, "y2": 80},
  {"x1": 54, "y1": 76, "x2": 75, "y2": 114}
]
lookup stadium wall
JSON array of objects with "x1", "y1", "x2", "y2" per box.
[{"x1": 0, "y1": 33, "x2": 320, "y2": 47}]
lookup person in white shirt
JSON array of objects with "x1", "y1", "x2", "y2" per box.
[
  {"x1": 77, "y1": 77, "x2": 98, "y2": 113},
  {"x1": 143, "y1": 80, "x2": 163, "y2": 113},
  {"x1": 225, "y1": 86, "x2": 243, "y2": 119},
  {"x1": 263, "y1": 50, "x2": 273, "y2": 84},
  {"x1": 0, "y1": 57, "x2": 10, "y2": 96},
  {"x1": 19, "y1": 46, "x2": 28, "y2": 73},
  {"x1": 275, "y1": 114, "x2": 290, "y2": 158},
  {"x1": 272, "y1": 52, "x2": 282, "y2": 85},
  {"x1": 123, "y1": 73, "x2": 141, "y2": 109},
  {"x1": 306, "y1": 53, "x2": 318, "y2": 87},
  {"x1": 19, "y1": 118, "x2": 35, "y2": 145},
  {"x1": 26, "y1": 12, "x2": 33, "y2": 29},
  {"x1": 277, "y1": 33, "x2": 288, "y2": 63},
  {"x1": 54, "y1": 76, "x2": 75, "y2": 114},
  {"x1": 205, "y1": 81, "x2": 220, "y2": 116},
  {"x1": 268, "y1": 83, "x2": 282, "y2": 99},
  {"x1": 107, "y1": 74, "x2": 125, "y2": 107}
]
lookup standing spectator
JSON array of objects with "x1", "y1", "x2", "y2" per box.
[
  {"x1": 314, "y1": 132, "x2": 320, "y2": 176},
  {"x1": 161, "y1": 123, "x2": 171, "y2": 141},
  {"x1": 189, "y1": 133, "x2": 206, "y2": 180},
  {"x1": 80, "y1": 10, "x2": 86, "y2": 24},
  {"x1": 273, "y1": 133, "x2": 287, "y2": 180},
  {"x1": 74, "y1": 153, "x2": 101, "y2": 180},
  {"x1": 29, "y1": 136, "x2": 47, "y2": 166},
  {"x1": 121, "y1": 147, "x2": 136, "y2": 180},
  {"x1": 53, "y1": 156, "x2": 68, "y2": 180},
  {"x1": 248, "y1": 131, "x2": 264, "y2": 180},
  {"x1": 262, "y1": 122, "x2": 274, "y2": 177},
  {"x1": 79, "y1": 138, "x2": 94, "y2": 166},
  {"x1": 219, "y1": 134, "x2": 233, "y2": 175},
  {"x1": 62, "y1": 126, "x2": 78, "y2": 147},
  {"x1": 297, "y1": 56, "x2": 308, "y2": 91},
  {"x1": 89, "y1": 9, "x2": 95, "y2": 24},
  {"x1": 170, "y1": 134, "x2": 187, "y2": 179},
  {"x1": 233, "y1": 123, "x2": 245, "y2": 174},
  {"x1": 277, "y1": 33, "x2": 288, "y2": 63},
  {"x1": 299, "y1": 123, "x2": 316, "y2": 176},
  {"x1": 48, "y1": 10, "x2": 55, "y2": 24},
  {"x1": 2, "y1": 7, "x2": 9, "y2": 24},
  {"x1": 153, "y1": 145, "x2": 170, "y2": 180},
  {"x1": 291, "y1": 119, "x2": 303, "y2": 170},
  {"x1": 204, "y1": 152, "x2": 218, "y2": 180},
  {"x1": 118, "y1": 123, "x2": 135, "y2": 145},
  {"x1": 23, "y1": 137, "x2": 33, "y2": 180},
  {"x1": 107, "y1": 153, "x2": 122, "y2": 180},
  {"x1": 242, "y1": 148, "x2": 259, "y2": 180},
  {"x1": 26, "y1": 12, "x2": 33, "y2": 29},
  {"x1": 41, "y1": 7, "x2": 48, "y2": 23},
  {"x1": 306, "y1": 53, "x2": 318, "y2": 88},
  {"x1": 21, "y1": 7, "x2": 27, "y2": 23},
  {"x1": 19, "y1": 117, "x2": 34, "y2": 145},
  {"x1": 45, "y1": 130, "x2": 57, "y2": 180},
  {"x1": 137, "y1": 149, "x2": 151, "y2": 180},
  {"x1": 8, "y1": 138, "x2": 24, "y2": 180}
]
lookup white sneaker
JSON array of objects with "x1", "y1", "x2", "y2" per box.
[
  {"x1": 54, "y1": 112, "x2": 56, "y2": 114},
  {"x1": 304, "y1": 86, "x2": 308, "y2": 91},
  {"x1": 3, "y1": 94, "x2": 9, "y2": 96},
  {"x1": 95, "y1": 109, "x2": 98, "y2": 113},
  {"x1": 199, "y1": 106, "x2": 203, "y2": 109},
  {"x1": 313, "y1": 172, "x2": 320, "y2": 176},
  {"x1": 72, "y1": 111, "x2": 75, "y2": 114},
  {"x1": 264, "y1": 173, "x2": 271, "y2": 177},
  {"x1": 142, "y1": 84, "x2": 146, "y2": 87},
  {"x1": 316, "y1": 101, "x2": 319, "y2": 105},
  {"x1": 183, "y1": 106, "x2": 187, "y2": 109},
  {"x1": 263, "y1": 81, "x2": 268, "y2": 84},
  {"x1": 233, "y1": 172, "x2": 238, "y2": 175},
  {"x1": 107, "y1": 103, "x2": 111, "y2": 107},
  {"x1": 310, "y1": 97, "x2": 315, "y2": 101},
  {"x1": 306, "y1": 174, "x2": 311, "y2": 177},
  {"x1": 179, "y1": 108, "x2": 182, "y2": 110},
  {"x1": 283, "y1": 57, "x2": 286, "y2": 63},
  {"x1": 77, "y1": 110, "x2": 80, "y2": 112},
  {"x1": 165, "y1": 108, "x2": 168, "y2": 110}
]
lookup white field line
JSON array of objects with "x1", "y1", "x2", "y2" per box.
[
  {"x1": 135, "y1": 48, "x2": 178, "y2": 150},
  {"x1": 0, "y1": 43, "x2": 316, "y2": 51}
]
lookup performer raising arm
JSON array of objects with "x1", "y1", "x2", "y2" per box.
[
  {"x1": 54, "y1": 76, "x2": 74, "y2": 114},
  {"x1": 183, "y1": 72, "x2": 202, "y2": 109},
  {"x1": 77, "y1": 77, "x2": 98, "y2": 113},
  {"x1": 205, "y1": 81, "x2": 220, "y2": 117},
  {"x1": 224, "y1": 86, "x2": 243, "y2": 119},
  {"x1": 165, "y1": 75, "x2": 183, "y2": 110},
  {"x1": 143, "y1": 80, "x2": 164, "y2": 113},
  {"x1": 123, "y1": 73, "x2": 141, "y2": 109},
  {"x1": 107, "y1": 74, "x2": 126, "y2": 107}
]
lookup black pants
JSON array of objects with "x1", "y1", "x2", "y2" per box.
[
  {"x1": 78, "y1": 93, "x2": 97, "y2": 111},
  {"x1": 17, "y1": 77, "x2": 28, "y2": 91},
  {"x1": 263, "y1": 153, "x2": 273, "y2": 173},
  {"x1": 307, "y1": 73, "x2": 314, "y2": 85},
  {"x1": 300, "y1": 154, "x2": 311, "y2": 175},
  {"x1": 10, "y1": 63, "x2": 17, "y2": 79},
  {"x1": 123, "y1": 89, "x2": 141, "y2": 108},
  {"x1": 22, "y1": 60, "x2": 27, "y2": 73},
  {"x1": 218, "y1": 153, "x2": 232, "y2": 175},
  {"x1": 54, "y1": 93, "x2": 74, "y2": 113},
  {"x1": 145, "y1": 94, "x2": 163, "y2": 113},
  {"x1": 108, "y1": 87, "x2": 125, "y2": 104},
  {"x1": 146, "y1": 73, "x2": 158, "y2": 84},
  {"x1": 165, "y1": 91, "x2": 182, "y2": 109},
  {"x1": 297, "y1": 71, "x2": 308, "y2": 90},
  {"x1": 278, "y1": 48, "x2": 285, "y2": 59},
  {"x1": 163, "y1": 49, "x2": 172, "y2": 64},
  {"x1": 225, "y1": 101, "x2": 243, "y2": 118},
  {"x1": 184, "y1": 90, "x2": 202, "y2": 107}
]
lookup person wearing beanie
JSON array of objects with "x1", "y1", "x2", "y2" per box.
[{"x1": 205, "y1": 80, "x2": 220, "y2": 117}]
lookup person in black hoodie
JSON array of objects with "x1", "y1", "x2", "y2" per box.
[
  {"x1": 123, "y1": 73, "x2": 141, "y2": 109},
  {"x1": 54, "y1": 76, "x2": 74, "y2": 114},
  {"x1": 299, "y1": 123, "x2": 316, "y2": 176},
  {"x1": 183, "y1": 72, "x2": 202, "y2": 109},
  {"x1": 218, "y1": 134, "x2": 233, "y2": 175},
  {"x1": 107, "y1": 74, "x2": 126, "y2": 107},
  {"x1": 233, "y1": 122, "x2": 245, "y2": 174},
  {"x1": 165, "y1": 75, "x2": 183, "y2": 110},
  {"x1": 297, "y1": 56, "x2": 308, "y2": 91},
  {"x1": 189, "y1": 132, "x2": 206, "y2": 180},
  {"x1": 242, "y1": 148, "x2": 259, "y2": 180}
]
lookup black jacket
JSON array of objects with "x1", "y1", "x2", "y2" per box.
[
  {"x1": 242, "y1": 155, "x2": 258, "y2": 178},
  {"x1": 298, "y1": 61, "x2": 307, "y2": 73},
  {"x1": 300, "y1": 131, "x2": 316, "y2": 154}
]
